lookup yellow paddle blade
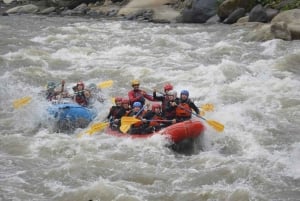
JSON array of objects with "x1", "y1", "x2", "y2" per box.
[
  {"x1": 13, "y1": 96, "x2": 32, "y2": 109},
  {"x1": 200, "y1": 103, "x2": 214, "y2": 112},
  {"x1": 121, "y1": 116, "x2": 141, "y2": 125},
  {"x1": 120, "y1": 116, "x2": 141, "y2": 133},
  {"x1": 97, "y1": 80, "x2": 113, "y2": 89},
  {"x1": 206, "y1": 119, "x2": 224, "y2": 132},
  {"x1": 87, "y1": 122, "x2": 109, "y2": 135},
  {"x1": 77, "y1": 122, "x2": 109, "y2": 138},
  {"x1": 120, "y1": 124, "x2": 131, "y2": 134}
]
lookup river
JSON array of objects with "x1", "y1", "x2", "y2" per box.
[{"x1": 0, "y1": 15, "x2": 300, "y2": 201}]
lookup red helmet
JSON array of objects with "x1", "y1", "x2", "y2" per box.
[
  {"x1": 77, "y1": 81, "x2": 85, "y2": 89},
  {"x1": 164, "y1": 83, "x2": 173, "y2": 91},
  {"x1": 122, "y1": 98, "x2": 130, "y2": 104},
  {"x1": 152, "y1": 103, "x2": 161, "y2": 112},
  {"x1": 115, "y1": 96, "x2": 122, "y2": 103}
]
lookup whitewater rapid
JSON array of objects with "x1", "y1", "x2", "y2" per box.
[{"x1": 1, "y1": 15, "x2": 300, "y2": 201}]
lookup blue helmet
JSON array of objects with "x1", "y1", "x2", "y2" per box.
[
  {"x1": 133, "y1": 102, "x2": 142, "y2": 108},
  {"x1": 180, "y1": 90, "x2": 189, "y2": 97}
]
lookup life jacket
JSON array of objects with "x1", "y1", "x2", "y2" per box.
[
  {"x1": 149, "y1": 114, "x2": 164, "y2": 127},
  {"x1": 75, "y1": 91, "x2": 88, "y2": 106},
  {"x1": 176, "y1": 102, "x2": 192, "y2": 118},
  {"x1": 165, "y1": 98, "x2": 179, "y2": 119},
  {"x1": 109, "y1": 106, "x2": 123, "y2": 119}
]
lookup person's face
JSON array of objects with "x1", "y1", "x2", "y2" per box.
[
  {"x1": 168, "y1": 95, "x2": 174, "y2": 100},
  {"x1": 77, "y1": 85, "x2": 84, "y2": 90},
  {"x1": 122, "y1": 103, "x2": 129, "y2": 108},
  {"x1": 181, "y1": 94, "x2": 188, "y2": 100},
  {"x1": 133, "y1": 106, "x2": 140, "y2": 112},
  {"x1": 154, "y1": 108, "x2": 160, "y2": 113},
  {"x1": 116, "y1": 100, "x2": 122, "y2": 106},
  {"x1": 132, "y1": 84, "x2": 139, "y2": 90}
]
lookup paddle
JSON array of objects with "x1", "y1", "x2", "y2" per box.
[
  {"x1": 195, "y1": 113, "x2": 224, "y2": 132},
  {"x1": 178, "y1": 105, "x2": 224, "y2": 132},
  {"x1": 97, "y1": 80, "x2": 113, "y2": 89},
  {"x1": 200, "y1": 103, "x2": 214, "y2": 112},
  {"x1": 77, "y1": 122, "x2": 109, "y2": 138},
  {"x1": 13, "y1": 96, "x2": 32, "y2": 109},
  {"x1": 120, "y1": 105, "x2": 146, "y2": 133}
]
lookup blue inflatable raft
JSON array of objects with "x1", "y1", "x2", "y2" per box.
[{"x1": 47, "y1": 103, "x2": 97, "y2": 132}]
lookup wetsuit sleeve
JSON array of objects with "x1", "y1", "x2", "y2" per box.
[
  {"x1": 128, "y1": 90, "x2": 140, "y2": 104},
  {"x1": 189, "y1": 101, "x2": 199, "y2": 115},
  {"x1": 143, "y1": 91, "x2": 155, "y2": 101}
]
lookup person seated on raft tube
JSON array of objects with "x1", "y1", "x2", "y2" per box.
[
  {"x1": 107, "y1": 97, "x2": 126, "y2": 130},
  {"x1": 120, "y1": 98, "x2": 131, "y2": 114},
  {"x1": 73, "y1": 81, "x2": 90, "y2": 107},
  {"x1": 175, "y1": 90, "x2": 200, "y2": 122},
  {"x1": 142, "y1": 103, "x2": 166, "y2": 134},
  {"x1": 164, "y1": 90, "x2": 180, "y2": 126},
  {"x1": 128, "y1": 79, "x2": 154, "y2": 107},
  {"x1": 153, "y1": 83, "x2": 173, "y2": 116},
  {"x1": 126, "y1": 101, "x2": 147, "y2": 134},
  {"x1": 86, "y1": 83, "x2": 105, "y2": 106},
  {"x1": 45, "y1": 80, "x2": 70, "y2": 101}
]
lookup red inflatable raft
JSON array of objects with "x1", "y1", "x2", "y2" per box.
[{"x1": 105, "y1": 119, "x2": 205, "y2": 144}]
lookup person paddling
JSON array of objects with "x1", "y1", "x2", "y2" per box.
[
  {"x1": 126, "y1": 101, "x2": 147, "y2": 134},
  {"x1": 175, "y1": 90, "x2": 199, "y2": 122},
  {"x1": 106, "y1": 97, "x2": 124, "y2": 130},
  {"x1": 45, "y1": 80, "x2": 69, "y2": 101},
  {"x1": 73, "y1": 81, "x2": 90, "y2": 107},
  {"x1": 142, "y1": 103, "x2": 166, "y2": 133},
  {"x1": 153, "y1": 83, "x2": 173, "y2": 115},
  {"x1": 128, "y1": 79, "x2": 154, "y2": 107}
]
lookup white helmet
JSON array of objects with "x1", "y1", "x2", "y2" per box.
[{"x1": 167, "y1": 90, "x2": 177, "y2": 98}]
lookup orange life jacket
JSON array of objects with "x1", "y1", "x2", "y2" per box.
[{"x1": 175, "y1": 103, "x2": 192, "y2": 118}]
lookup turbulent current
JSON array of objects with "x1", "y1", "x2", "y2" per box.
[{"x1": 1, "y1": 15, "x2": 300, "y2": 201}]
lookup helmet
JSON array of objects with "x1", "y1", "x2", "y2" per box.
[
  {"x1": 180, "y1": 90, "x2": 189, "y2": 97},
  {"x1": 164, "y1": 83, "x2": 173, "y2": 91},
  {"x1": 122, "y1": 98, "x2": 130, "y2": 104},
  {"x1": 77, "y1": 81, "x2": 85, "y2": 89},
  {"x1": 167, "y1": 90, "x2": 177, "y2": 98},
  {"x1": 152, "y1": 103, "x2": 161, "y2": 112},
  {"x1": 131, "y1": 79, "x2": 140, "y2": 86},
  {"x1": 115, "y1": 96, "x2": 122, "y2": 103},
  {"x1": 133, "y1": 102, "x2": 142, "y2": 108},
  {"x1": 88, "y1": 83, "x2": 97, "y2": 90},
  {"x1": 47, "y1": 81, "x2": 56, "y2": 90}
]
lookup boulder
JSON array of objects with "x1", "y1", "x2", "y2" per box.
[
  {"x1": 6, "y1": 4, "x2": 39, "y2": 14},
  {"x1": 223, "y1": 7, "x2": 245, "y2": 24},
  {"x1": 271, "y1": 9, "x2": 300, "y2": 40},
  {"x1": 180, "y1": 0, "x2": 218, "y2": 23},
  {"x1": 249, "y1": 4, "x2": 268, "y2": 23},
  {"x1": 218, "y1": 0, "x2": 255, "y2": 21}
]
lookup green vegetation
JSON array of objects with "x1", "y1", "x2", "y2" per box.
[{"x1": 256, "y1": 0, "x2": 300, "y2": 10}]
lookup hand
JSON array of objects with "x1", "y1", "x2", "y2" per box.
[{"x1": 141, "y1": 91, "x2": 146, "y2": 96}]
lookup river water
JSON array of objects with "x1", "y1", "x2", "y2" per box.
[{"x1": 0, "y1": 15, "x2": 300, "y2": 201}]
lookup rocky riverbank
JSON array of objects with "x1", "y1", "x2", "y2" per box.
[{"x1": 1, "y1": 0, "x2": 300, "y2": 41}]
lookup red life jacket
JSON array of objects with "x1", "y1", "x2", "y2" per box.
[
  {"x1": 75, "y1": 92, "x2": 88, "y2": 106},
  {"x1": 149, "y1": 115, "x2": 164, "y2": 127}
]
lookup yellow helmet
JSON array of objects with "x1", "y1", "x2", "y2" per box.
[{"x1": 131, "y1": 79, "x2": 140, "y2": 86}]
